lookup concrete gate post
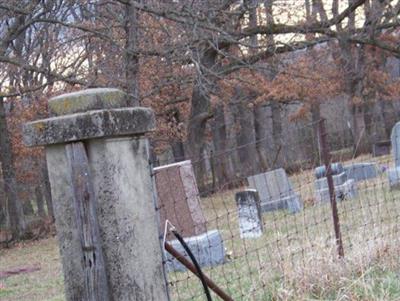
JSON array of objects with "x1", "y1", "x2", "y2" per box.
[{"x1": 23, "y1": 88, "x2": 169, "y2": 301}]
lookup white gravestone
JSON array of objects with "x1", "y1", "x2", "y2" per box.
[{"x1": 235, "y1": 190, "x2": 264, "y2": 239}]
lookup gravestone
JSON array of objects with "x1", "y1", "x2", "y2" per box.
[
  {"x1": 387, "y1": 122, "x2": 400, "y2": 189},
  {"x1": 392, "y1": 122, "x2": 400, "y2": 166},
  {"x1": 314, "y1": 166, "x2": 358, "y2": 203},
  {"x1": 315, "y1": 172, "x2": 348, "y2": 190},
  {"x1": 165, "y1": 230, "x2": 225, "y2": 272},
  {"x1": 344, "y1": 162, "x2": 378, "y2": 182},
  {"x1": 235, "y1": 190, "x2": 263, "y2": 239},
  {"x1": 247, "y1": 168, "x2": 303, "y2": 214},
  {"x1": 373, "y1": 140, "x2": 391, "y2": 157},
  {"x1": 314, "y1": 162, "x2": 358, "y2": 203},
  {"x1": 154, "y1": 160, "x2": 225, "y2": 272},
  {"x1": 153, "y1": 160, "x2": 206, "y2": 238},
  {"x1": 315, "y1": 163, "x2": 343, "y2": 179},
  {"x1": 314, "y1": 178, "x2": 358, "y2": 203}
]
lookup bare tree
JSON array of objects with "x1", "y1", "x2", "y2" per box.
[{"x1": 0, "y1": 0, "x2": 399, "y2": 201}]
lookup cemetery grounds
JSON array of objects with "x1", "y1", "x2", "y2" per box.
[{"x1": 1, "y1": 153, "x2": 400, "y2": 301}]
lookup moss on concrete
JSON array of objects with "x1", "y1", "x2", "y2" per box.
[{"x1": 49, "y1": 88, "x2": 129, "y2": 116}]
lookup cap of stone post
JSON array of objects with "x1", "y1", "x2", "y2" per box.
[
  {"x1": 23, "y1": 88, "x2": 155, "y2": 147},
  {"x1": 48, "y1": 88, "x2": 130, "y2": 116}
]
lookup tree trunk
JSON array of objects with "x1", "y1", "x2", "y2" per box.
[
  {"x1": 0, "y1": 178, "x2": 6, "y2": 225},
  {"x1": 311, "y1": 103, "x2": 321, "y2": 165},
  {"x1": 380, "y1": 101, "x2": 396, "y2": 139},
  {"x1": 125, "y1": 0, "x2": 140, "y2": 106},
  {"x1": 270, "y1": 101, "x2": 284, "y2": 169},
  {"x1": 253, "y1": 105, "x2": 269, "y2": 171},
  {"x1": 0, "y1": 97, "x2": 26, "y2": 239},
  {"x1": 185, "y1": 48, "x2": 217, "y2": 192},
  {"x1": 171, "y1": 141, "x2": 185, "y2": 162},
  {"x1": 336, "y1": 1, "x2": 386, "y2": 155},
  {"x1": 234, "y1": 90, "x2": 259, "y2": 177},
  {"x1": 35, "y1": 185, "x2": 46, "y2": 218},
  {"x1": 211, "y1": 104, "x2": 235, "y2": 188},
  {"x1": 186, "y1": 88, "x2": 209, "y2": 192},
  {"x1": 337, "y1": 37, "x2": 368, "y2": 155},
  {"x1": 247, "y1": 0, "x2": 269, "y2": 172},
  {"x1": 41, "y1": 156, "x2": 55, "y2": 222},
  {"x1": 170, "y1": 109, "x2": 185, "y2": 162},
  {"x1": 247, "y1": 0, "x2": 258, "y2": 51},
  {"x1": 225, "y1": 102, "x2": 240, "y2": 180},
  {"x1": 22, "y1": 190, "x2": 34, "y2": 216},
  {"x1": 363, "y1": 99, "x2": 375, "y2": 148}
]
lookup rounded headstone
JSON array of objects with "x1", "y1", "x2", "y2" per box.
[
  {"x1": 315, "y1": 162, "x2": 343, "y2": 179},
  {"x1": 49, "y1": 88, "x2": 129, "y2": 116}
]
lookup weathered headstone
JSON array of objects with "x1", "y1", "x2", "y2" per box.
[
  {"x1": 315, "y1": 172, "x2": 348, "y2": 190},
  {"x1": 344, "y1": 162, "x2": 378, "y2": 182},
  {"x1": 154, "y1": 160, "x2": 225, "y2": 272},
  {"x1": 387, "y1": 122, "x2": 400, "y2": 189},
  {"x1": 392, "y1": 122, "x2": 400, "y2": 166},
  {"x1": 315, "y1": 163, "x2": 343, "y2": 179},
  {"x1": 314, "y1": 178, "x2": 358, "y2": 203},
  {"x1": 23, "y1": 88, "x2": 169, "y2": 301},
  {"x1": 165, "y1": 230, "x2": 225, "y2": 272},
  {"x1": 247, "y1": 168, "x2": 303, "y2": 214},
  {"x1": 373, "y1": 140, "x2": 391, "y2": 157},
  {"x1": 154, "y1": 160, "x2": 206, "y2": 238},
  {"x1": 235, "y1": 190, "x2": 263, "y2": 239},
  {"x1": 314, "y1": 164, "x2": 358, "y2": 203}
]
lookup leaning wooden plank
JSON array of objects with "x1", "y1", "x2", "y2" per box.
[{"x1": 65, "y1": 142, "x2": 110, "y2": 301}]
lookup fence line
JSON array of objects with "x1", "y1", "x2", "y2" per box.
[{"x1": 153, "y1": 117, "x2": 400, "y2": 300}]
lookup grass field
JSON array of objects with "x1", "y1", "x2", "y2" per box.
[{"x1": 1, "y1": 155, "x2": 400, "y2": 300}]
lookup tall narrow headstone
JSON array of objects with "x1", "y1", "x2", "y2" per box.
[
  {"x1": 235, "y1": 190, "x2": 263, "y2": 238},
  {"x1": 153, "y1": 160, "x2": 206, "y2": 238},
  {"x1": 154, "y1": 160, "x2": 225, "y2": 272}
]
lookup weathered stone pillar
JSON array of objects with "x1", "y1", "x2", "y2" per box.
[{"x1": 23, "y1": 88, "x2": 169, "y2": 301}]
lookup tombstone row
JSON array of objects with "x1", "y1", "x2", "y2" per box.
[{"x1": 153, "y1": 121, "x2": 400, "y2": 273}]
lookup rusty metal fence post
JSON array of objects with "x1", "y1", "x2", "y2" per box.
[{"x1": 318, "y1": 118, "x2": 344, "y2": 258}]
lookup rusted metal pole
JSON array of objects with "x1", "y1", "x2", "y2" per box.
[
  {"x1": 164, "y1": 242, "x2": 234, "y2": 301},
  {"x1": 318, "y1": 118, "x2": 344, "y2": 258}
]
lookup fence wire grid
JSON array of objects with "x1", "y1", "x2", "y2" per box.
[{"x1": 151, "y1": 116, "x2": 400, "y2": 301}]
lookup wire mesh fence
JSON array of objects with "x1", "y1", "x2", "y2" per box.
[{"x1": 151, "y1": 116, "x2": 400, "y2": 301}]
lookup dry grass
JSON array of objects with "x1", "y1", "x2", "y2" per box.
[
  {"x1": 167, "y1": 185, "x2": 400, "y2": 300},
  {"x1": 168, "y1": 154, "x2": 400, "y2": 300},
  {"x1": 0, "y1": 238, "x2": 64, "y2": 301},
  {"x1": 1, "y1": 154, "x2": 400, "y2": 300}
]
